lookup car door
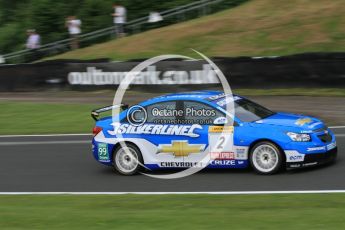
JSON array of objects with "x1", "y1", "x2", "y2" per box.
[
  {"x1": 141, "y1": 100, "x2": 201, "y2": 168},
  {"x1": 141, "y1": 100, "x2": 211, "y2": 168},
  {"x1": 180, "y1": 100, "x2": 235, "y2": 168}
]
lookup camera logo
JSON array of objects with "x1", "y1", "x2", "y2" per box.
[{"x1": 126, "y1": 105, "x2": 147, "y2": 126}]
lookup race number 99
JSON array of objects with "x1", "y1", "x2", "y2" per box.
[{"x1": 98, "y1": 143, "x2": 109, "y2": 161}]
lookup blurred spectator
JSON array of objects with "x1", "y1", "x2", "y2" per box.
[
  {"x1": 148, "y1": 12, "x2": 163, "y2": 23},
  {"x1": 66, "y1": 16, "x2": 82, "y2": 49},
  {"x1": 112, "y1": 3, "x2": 126, "y2": 38},
  {"x1": 26, "y1": 29, "x2": 40, "y2": 49},
  {"x1": 147, "y1": 12, "x2": 163, "y2": 30},
  {"x1": 26, "y1": 29, "x2": 41, "y2": 62}
]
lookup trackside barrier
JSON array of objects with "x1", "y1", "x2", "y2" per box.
[{"x1": 0, "y1": 52, "x2": 344, "y2": 91}]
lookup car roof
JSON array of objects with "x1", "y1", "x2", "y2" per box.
[{"x1": 141, "y1": 90, "x2": 243, "y2": 106}]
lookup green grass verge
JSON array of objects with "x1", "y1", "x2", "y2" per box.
[
  {"x1": 0, "y1": 194, "x2": 344, "y2": 229},
  {"x1": 45, "y1": 0, "x2": 345, "y2": 61},
  {"x1": 0, "y1": 102, "x2": 97, "y2": 134}
]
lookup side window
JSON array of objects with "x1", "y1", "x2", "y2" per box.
[
  {"x1": 146, "y1": 101, "x2": 177, "y2": 123},
  {"x1": 124, "y1": 100, "x2": 234, "y2": 125},
  {"x1": 183, "y1": 101, "x2": 225, "y2": 125}
]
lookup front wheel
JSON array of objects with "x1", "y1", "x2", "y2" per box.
[
  {"x1": 250, "y1": 141, "x2": 284, "y2": 175},
  {"x1": 113, "y1": 143, "x2": 143, "y2": 175}
]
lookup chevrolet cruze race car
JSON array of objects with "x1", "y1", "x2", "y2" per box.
[{"x1": 91, "y1": 91, "x2": 337, "y2": 175}]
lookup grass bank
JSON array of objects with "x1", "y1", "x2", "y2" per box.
[{"x1": 46, "y1": 0, "x2": 345, "y2": 61}]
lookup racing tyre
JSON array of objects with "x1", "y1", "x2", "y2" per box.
[
  {"x1": 250, "y1": 141, "x2": 284, "y2": 175},
  {"x1": 113, "y1": 143, "x2": 143, "y2": 175}
]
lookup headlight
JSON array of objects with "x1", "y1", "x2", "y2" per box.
[{"x1": 286, "y1": 132, "x2": 311, "y2": 142}]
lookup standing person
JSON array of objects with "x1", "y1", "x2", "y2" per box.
[
  {"x1": 26, "y1": 29, "x2": 41, "y2": 62},
  {"x1": 26, "y1": 29, "x2": 40, "y2": 50},
  {"x1": 65, "y1": 16, "x2": 82, "y2": 49},
  {"x1": 112, "y1": 3, "x2": 126, "y2": 38}
]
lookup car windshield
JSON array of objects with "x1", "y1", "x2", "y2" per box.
[
  {"x1": 216, "y1": 97, "x2": 276, "y2": 122},
  {"x1": 235, "y1": 99, "x2": 276, "y2": 122}
]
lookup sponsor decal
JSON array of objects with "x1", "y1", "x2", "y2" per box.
[
  {"x1": 301, "y1": 130, "x2": 313, "y2": 134},
  {"x1": 210, "y1": 160, "x2": 236, "y2": 166},
  {"x1": 234, "y1": 148, "x2": 248, "y2": 160},
  {"x1": 236, "y1": 148, "x2": 246, "y2": 154},
  {"x1": 216, "y1": 96, "x2": 241, "y2": 107},
  {"x1": 208, "y1": 126, "x2": 234, "y2": 133},
  {"x1": 158, "y1": 140, "x2": 205, "y2": 157},
  {"x1": 207, "y1": 93, "x2": 241, "y2": 102},
  {"x1": 208, "y1": 126, "x2": 234, "y2": 157},
  {"x1": 210, "y1": 152, "x2": 235, "y2": 160},
  {"x1": 108, "y1": 123, "x2": 202, "y2": 137},
  {"x1": 97, "y1": 143, "x2": 110, "y2": 162},
  {"x1": 308, "y1": 122, "x2": 323, "y2": 129},
  {"x1": 213, "y1": 117, "x2": 228, "y2": 125},
  {"x1": 307, "y1": 146, "x2": 326, "y2": 152},
  {"x1": 327, "y1": 142, "x2": 336, "y2": 151},
  {"x1": 160, "y1": 162, "x2": 200, "y2": 167},
  {"x1": 207, "y1": 93, "x2": 226, "y2": 101},
  {"x1": 159, "y1": 161, "x2": 243, "y2": 167},
  {"x1": 157, "y1": 94, "x2": 205, "y2": 99},
  {"x1": 295, "y1": 118, "x2": 312, "y2": 126},
  {"x1": 285, "y1": 150, "x2": 305, "y2": 162},
  {"x1": 289, "y1": 155, "x2": 304, "y2": 161},
  {"x1": 227, "y1": 146, "x2": 248, "y2": 160},
  {"x1": 235, "y1": 153, "x2": 246, "y2": 159}
]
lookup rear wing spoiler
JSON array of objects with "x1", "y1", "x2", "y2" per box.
[{"x1": 91, "y1": 104, "x2": 128, "y2": 121}]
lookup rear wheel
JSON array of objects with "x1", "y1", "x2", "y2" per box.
[
  {"x1": 250, "y1": 141, "x2": 284, "y2": 175},
  {"x1": 113, "y1": 143, "x2": 143, "y2": 175}
]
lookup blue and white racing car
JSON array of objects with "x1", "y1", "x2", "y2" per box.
[{"x1": 91, "y1": 91, "x2": 337, "y2": 175}]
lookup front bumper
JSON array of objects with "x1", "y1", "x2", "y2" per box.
[{"x1": 287, "y1": 147, "x2": 337, "y2": 169}]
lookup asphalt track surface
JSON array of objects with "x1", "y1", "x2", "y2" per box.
[{"x1": 0, "y1": 128, "x2": 344, "y2": 192}]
